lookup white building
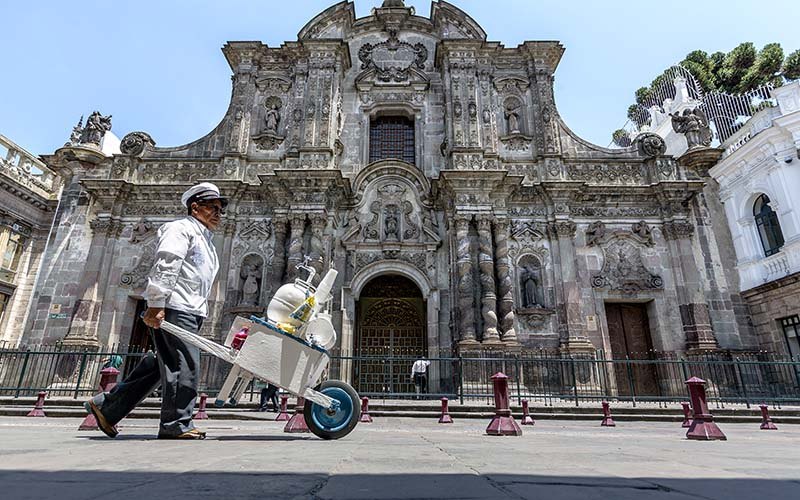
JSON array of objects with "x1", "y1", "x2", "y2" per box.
[{"x1": 709, "y1": 81, "x2": 800, "y2": 357}]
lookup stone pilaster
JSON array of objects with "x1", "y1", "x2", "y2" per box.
[
  {"x1": 477, "y1": 217, "x2": 500, "y2": 344},
  {"x1": 493, "y1": 219, "x2": 517, "y2": 344},
  {"x1": 663, "y1": 220, "x2": 718, "y2": 352},
  {"x1": 309, "y1": 214, "x2": 326, "y2": 285},
  {"x1": 285, "y1": 214, "x2": 306, "y2": 282},
  {"x1": 455, "y1": 215, "x2": 477, "y2": 347},
  {"x1": 551, "y1": 220, "x2": 593, "y2": 354},
  {"x1": 270, "y1": 216, "x2": 288, "y2": 289}
]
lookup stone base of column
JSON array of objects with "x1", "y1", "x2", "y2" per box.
[
  {"x1": 680, "y1": 303, "x2": 718, "y2": 352},
  {"x1": 559, "y1": 337, "x2": 596, "y2": 358},
  {"x1": 458, "y1": 339, "x2": 481, "y2": 351}
]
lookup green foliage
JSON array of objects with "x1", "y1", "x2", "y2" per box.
[
  {"x1": 719, "y1": 42, "x2": 757, "y2": 92},
  {"x1": 784, "y1": 49, "x2": 800, "y2": 80},
  {"x1": 739, "y1": 43, "x2": 784, "y2": 92},
  {"x1": 634, "y1": 87, "x2": 652, "y2": 105},
  {"x1": 612, "y1": 129, "x2": 632, "y2": 148}
]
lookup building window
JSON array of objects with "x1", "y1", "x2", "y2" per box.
[
  {"x1": 781, "y1": 315, "x2": 800, "y2": 359},
  {"x1": 753, "y1": 194, "x2": 784, "y2": 257},
  {"x1": 369, "y1": 116, "x2": 415, "y2": 164}
]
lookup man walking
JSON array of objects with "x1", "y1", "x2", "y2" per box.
[{"x1": 84, "y1": 182, "x2": 226, "y2": 439}]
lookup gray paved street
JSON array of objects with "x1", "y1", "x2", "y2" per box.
[{"x1": 0, "y1": 416, "x2": 798, "y2": 499}]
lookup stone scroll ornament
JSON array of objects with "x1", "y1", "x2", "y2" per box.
[
  {"x1": 120, "y1": 132, "x2": 156, "y2": 156},
  {"x1": 358, "y1": 28, "x2": 427, "y2": 83},
  {"x1": 635, "y1": 132, "x2": 667, "y2": 158}
]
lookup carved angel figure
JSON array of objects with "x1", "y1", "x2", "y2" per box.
[
  {"x1": 670, "y1": 107, "x2": 712, "y2": 149},
  {"x1": 631, "y1": 221, "x2": 653, "y2": 245}
]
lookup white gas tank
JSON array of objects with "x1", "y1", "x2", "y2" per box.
[{"x1": 267, "y1": 281, "x2": 314, "y2": 326}]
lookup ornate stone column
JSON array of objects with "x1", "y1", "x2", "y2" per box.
[
  {"x1": 455, "y1": 215, "x2": 478, "y2": 347},
  {"x1": 309, "y1": 214, "x2": 326, "y2": 285},
  {"x1": 551, "y1": 220, "x2": 594, "y2": 355},
  {"x1": 270, "y1": 216, "x2": 288, "y2": 289},
  {"x1": 663, "y1": 221, "x2": 718, "y2": 352},
  {"x1": 493, "y1": 219, "x2": 518, "y2": 344},
  {"x1": 285, "y1": 214, "x2": 306, "y2": 282},
  {"x1": 477, "y1": 217, "x2": 501, "y2": 344}
]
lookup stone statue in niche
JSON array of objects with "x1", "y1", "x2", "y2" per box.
[
  {"x1": 504, "y1": 99, "x2": 522, "y2": 134},
  {"x1": 239, "y1": 256, "x2": 263, "y2": 306},
  {"x1": 519, "y1": 257, "x2": 544, "y2": 308},
  {"x1": 265, "y1": 100, "x2": 281, "y2": 133},
  {"x1": 384, "y1": 205, "x2": 399, "y2": 241}
]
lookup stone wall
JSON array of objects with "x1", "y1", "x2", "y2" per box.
[{"x1": 741, "y1": 272, "x2": 800, "y2": 356}]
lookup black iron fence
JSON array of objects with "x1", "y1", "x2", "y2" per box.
[{"x1": 1, "y1": 345, "x2": 799, "y2": 408}]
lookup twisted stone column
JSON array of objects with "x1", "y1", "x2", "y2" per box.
[
  {"x1": 271, "y1": 216, "x2": 288, "y2": 287},
  {"x1": 493, "y1": 219, "x2": 517, "y2": 344},
  {"x1": 478, "y1": 217, "x2": 500, "y2": 344},
  {"x1": 309, "y1": 214, "x2": 326, "y2": 285},
  {"x1": 285, "y1": 214, "x2": 306, "y2": 282},
  {"x1": 455, "y1": 215, "x2": 477, "y2": 345}
]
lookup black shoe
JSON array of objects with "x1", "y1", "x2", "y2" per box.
[{"x1": 83, "y1": 400, "x2": 119, "y2": 438}]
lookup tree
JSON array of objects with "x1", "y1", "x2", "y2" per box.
[
  {"x1": 784, "y1": 49, "x2": 800, "y2": 80},
  {"x1": 612, "y1": 129, "x2": 632, "y2": 148},
  {"x1": 612, "y1": 42, "x2": 799, "y2": 146}
]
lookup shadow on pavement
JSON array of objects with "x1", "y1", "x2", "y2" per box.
[{"x1": 0, "y1": 470, "x2": 798, "y2": 500}]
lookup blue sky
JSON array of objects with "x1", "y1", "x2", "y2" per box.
[{"x1": 2, "y1": 0, "x2": 799, "y2": 156}]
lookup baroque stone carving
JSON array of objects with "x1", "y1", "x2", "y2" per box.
[
  {"x1": 585, "y1": 221, "x2": 606, "y2": 247},
  {"x1": 592, "y1": 240, "x2": 664, "y2": 293},
  {"x1": 129, "y1": 218, "x2": 155, "y2": 244},
  {"x1": 402, "y1": 200, "x2": 420, "y2": 240},
  {"x1": 662, "y1": 221, "x2": 695, "y2": 241},
  {"x1": 120, "y1": 132, "x2": 155, "y2": 156},
  {"x1": 567, "y1": 163, "x2": 645, "y2": 184},
  {"x1": 358, "y1": 29, "x2": 427, "y2": 82},
  {"x1": 635, "y1": 132, "x2": 667, "y2": 158},
  {"x1": 252, "y1": 96, "x2": 285, "y2": 151},
  {"x1": 239, "y1": 254, "x2": 264, "y2": 306},
  {"x1": 78, "y1": 111, "x2": 112, "y2": 146},
  {"x1": 384, "y1": 205, "x2": 400, "y2": 241},
  {"x1": 493, "y1": 220, "x2": 517, "y2": 342},
  {"x1": 631, "y1": 221, "x2": 654, "y2": 246},
  {"x1": 455, "y1": 216, "x2": 476, "y2": 343},
  {"x1": 670, "y1": 107, "x2": 712, "y2": 149},
  {"x1": 363, "y1": 201, "x2": 381, "y2": 240},
  {"x1": 477, "y1": 217, "x2": 500, "y2": 342},
  {"x1": 120, "y1": 240, "x2": 158, "y2": 290}
]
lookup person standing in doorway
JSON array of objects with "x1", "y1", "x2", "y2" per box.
[
  {"x1": 84, "y1": 182, "x2": 226, "y2": 440},
  {"x1": 411, "y1": 357, "x2": 431, "y2": 398}
]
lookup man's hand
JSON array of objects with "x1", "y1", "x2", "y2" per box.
[{"x1": 143, "y1": 307, "x2": 165, "y2": 329}]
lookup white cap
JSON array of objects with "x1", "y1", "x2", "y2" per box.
[{"x1": 181, "y1": 182, "x2": 228, "y2": 208}]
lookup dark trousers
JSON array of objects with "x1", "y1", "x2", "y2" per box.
[
  {"x1": 413, "y1": 373, "x2": 428, "y2": 394},
  {"x1": 259, "y1": 384, "x2": 279, "y2": 411},
  {"x1": 93, "y1": 308, "x2": 203, "y2": 436}
]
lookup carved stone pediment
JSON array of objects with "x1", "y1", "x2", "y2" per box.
[
  {"x1": 499, "y1": 133, "x2": 533, "y2": 152},
  {"x1": 252, "y1": 132, "x2": 285, "y2": 151},
  {"x1": 510, "y1": 220, "x2": 546, "y2": 241},
  {"x1": 591, "y1": 239, "x2": 663, "y2": 293},
  {"x1": 585, "y1": 221, "x2": 655, "y2": 247},
  {"x1": 516, "y1": 306, "x2": 555, "y2": 330},
  {"x1": 357, "y1": 29, "x2": 427, "y2": 84}
]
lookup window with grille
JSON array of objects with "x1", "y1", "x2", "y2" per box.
[
  {"x1": 753, "y1": 194, "x2": 784, "y2": 257},
  {"x1": 780, "y1": 315, "x2": 800, "y2": 358},
  {"x1": 369, "y1": 116, "x2": 415, "y2": 164}
]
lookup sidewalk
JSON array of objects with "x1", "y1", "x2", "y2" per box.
[{"x1": 0, "y1": 416, "x2": 798, "y2": 499}]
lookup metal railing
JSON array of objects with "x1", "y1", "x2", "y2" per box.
[{"x1": 1, "y1": 345, "x2": 798, "y2": 408}]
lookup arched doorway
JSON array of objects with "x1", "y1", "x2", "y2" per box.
[{"x1": 354, "y1": 274, "x2": 426, "y2": 395}]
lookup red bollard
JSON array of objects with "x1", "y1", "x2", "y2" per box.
[
  {"x1": 685, "y1": 377, "x2": 726, "y2": 441},
  {"x1": 284, "y1": 397, "x2": 309, "y2": 433},
  {"x1": 600, "y1": 400, "x2": 616, "y2": 427},
  {"x1": 759, "y1": 403, "x2": 777, "y2": 430},
  {"x1": 359, "y1": 396, "x2": 373, "y2": 423},
  {"x1": 520, "y1": 399, "x2": 534, "y2": 426},
  {"x1": 79, "y1": 368, "x2": 120, "y2": 431},
  {"x1": 27, "y1": 391, "x2": 47, "y2": 417},
  {"x1": 486, "y1": 372, "x2": 522, "y2": 436},
  {"x1": 438, "y1": 397, "x2": 454, "y2": 424},
  {"x1": 195, "y1": 393, "x2": 209, "y2": 420},
  {"x1": 275, "y1": 394, "x2": 291, "y2": 421},
  {"x1": 681, "y1": 401, "x2": 693, "y2": 428}
]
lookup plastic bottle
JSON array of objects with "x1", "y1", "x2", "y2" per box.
[{"x1": 231, "y1": 326, "x2": 249, "y2": 351}]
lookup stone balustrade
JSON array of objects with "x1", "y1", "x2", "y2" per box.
[{"x1": 0, "y1": 134, "x2": 58, "y2": 198}]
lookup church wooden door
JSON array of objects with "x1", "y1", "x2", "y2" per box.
[
  {"x1": 605, "y1": 302, "x2": 659, "y2": 398},
  {"x1": 355, "y1": 275, "x2": 426, "y2": 396}
]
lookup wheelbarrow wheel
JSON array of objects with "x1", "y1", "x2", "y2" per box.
[{"x1": 304, "y1": 380, "x2": 361, "y2": 440}]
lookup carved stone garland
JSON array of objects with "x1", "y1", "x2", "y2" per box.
[{"x1": 591, "y1": 239, "x2": 664, "y2": 293}]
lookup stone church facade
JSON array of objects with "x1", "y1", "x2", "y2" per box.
[{"x1": 17, "y1": 2, "x2": 757, "y2": 387}]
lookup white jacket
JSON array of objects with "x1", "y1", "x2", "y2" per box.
[{"x1": 143, "y1": 216, "x2": 219, "y2": 317}]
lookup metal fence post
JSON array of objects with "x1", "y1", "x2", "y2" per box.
[
  {"x1": 515, "y1": 357, "x2": 522, "y2": 406},
  {"x1": 570, "y1": 358, "x2": 579, "y2": 407},
  {"x1": 734, "y1": 359, "x2": 750, "y2": 408},
  {"x1": 458, "y1": 355, "x2": 464, "y2": 405},
  {"x1": 14, "y1": 350, "x2": 31, "y2": 398},
  {"x1": 73, "y1": 351, "x2": 89, "y2": 399},
  {"x1": 626, "y1": 357, "x2": 636, "y2": 407}
]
